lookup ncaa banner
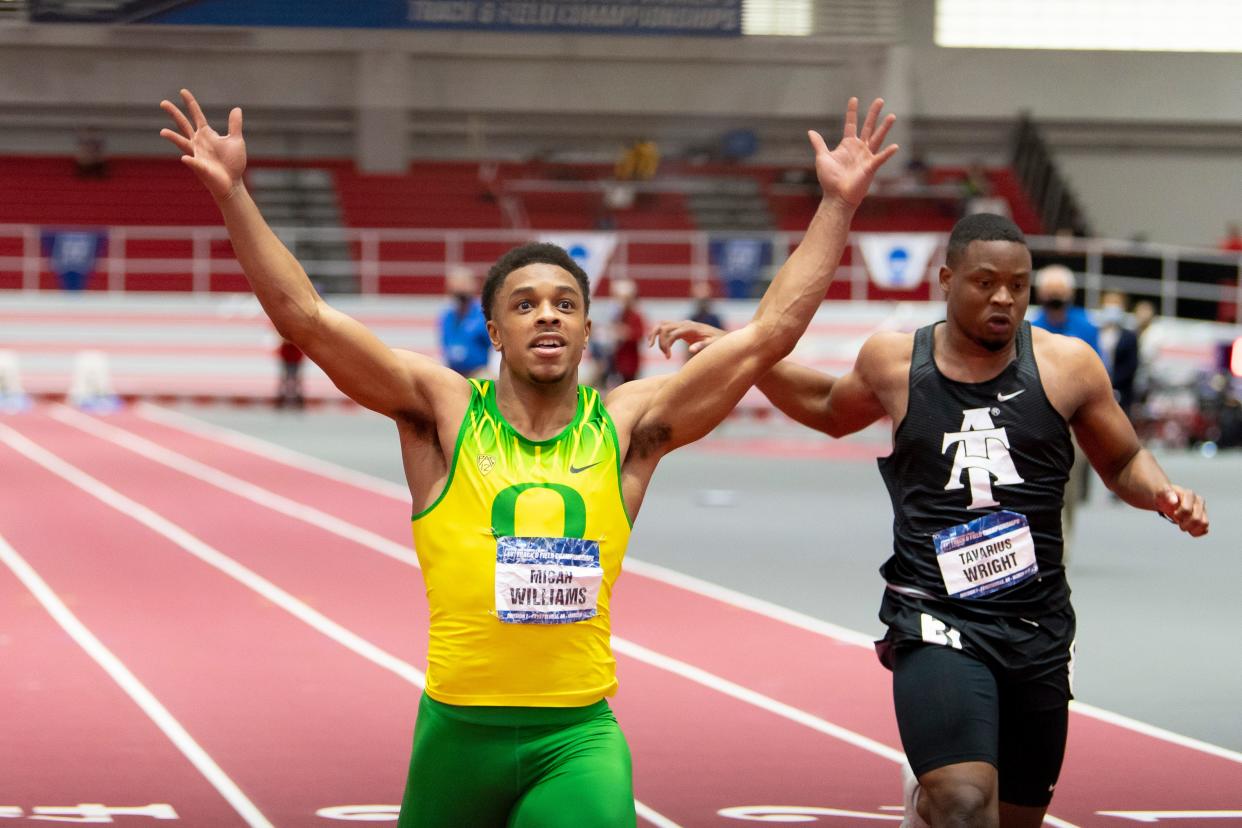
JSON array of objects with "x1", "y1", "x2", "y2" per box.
[
  {"x1": 539, "y1": 233, "x2": 618, "y2": 291},
  {"x1": 857, "y1": 233, "x2": 940, "y2": 290},
  {"x1": 42, "y1": 230, "x2": 105, "y2": 291}
]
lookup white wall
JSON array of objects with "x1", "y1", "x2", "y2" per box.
[
  {"x1": 899, "y1": 0, "x2": 1242, "y2": 246},
  {"x1": 1058, "y1": 151, "x2": 1241, "y2": 247},
  {"x1": 0, "y1": 23, "x2": 866, "y2": 163},
  {"x1": 902, "y1": 0, "x2": 1242, "y2": 124}
]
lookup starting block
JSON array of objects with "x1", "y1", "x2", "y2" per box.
[
  {"x1": 68, "y1": 350, "x2": 121, "y2": 412},
  {"x1": 0, "y1": 349, "x2": 31, "y2": 413}
]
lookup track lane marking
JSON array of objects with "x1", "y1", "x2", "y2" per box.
[
  {"x1": 66, "y1": 407, "x2": 1083, "y2": 826},
  {"x1": 132, "y1": 403, "x2": 1242, "y2": 767},
  {"x1": 61, "y1": 406, "x2": 908, "y2": 762},
  {"x1": 2, "y1": 417, "x2": 677, "y2": 828},
  {"x1": 0, "y1": 527, "x2": 272, "y2": 828}
]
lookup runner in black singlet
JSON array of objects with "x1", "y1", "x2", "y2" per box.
[{"x1": 652, "y1": 213, "x2": 1209, "y2": 828}]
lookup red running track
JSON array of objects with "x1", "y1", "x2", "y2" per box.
[{"x1": 1, "y1": 405, "x2": 1240, "y2": 827}]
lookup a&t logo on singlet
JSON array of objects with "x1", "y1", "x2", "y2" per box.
[{"x1": 942, "y1": 408, "x2": 1024, "y2": 509}]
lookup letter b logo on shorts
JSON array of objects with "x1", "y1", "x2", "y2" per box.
[{"x1": 491, "y1": 483, "x2": 587, "y2": 538}]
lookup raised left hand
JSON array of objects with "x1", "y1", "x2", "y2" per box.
[{"x1": 808, "y1": 97, "x2": 899, "y2": 209}]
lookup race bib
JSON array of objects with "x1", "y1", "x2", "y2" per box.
[
  {"x1": 933, "y1": 510, "x2": 1037, "y2": 599},
  {"x1": 495, "y1": 536, "x2": 601, "y2": 624}
]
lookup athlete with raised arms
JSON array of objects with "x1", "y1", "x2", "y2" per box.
[
  {"x1": 160, "y1": 89, "x2": 897, "y2": 827},
  {"x1": 652, "y1": 213, "x2": 1208, "y2": 828}
]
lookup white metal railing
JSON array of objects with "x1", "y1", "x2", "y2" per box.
[{"x1": 2, "y1": 223, "x2": 1240, "y2": 321}]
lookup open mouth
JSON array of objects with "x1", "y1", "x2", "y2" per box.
[
  {"x1": 530, "y1": 335, "x2": 567, "y2": 356},
  {"x1": 985, "y1": 315, "x2": 1012, "y2": 333}
]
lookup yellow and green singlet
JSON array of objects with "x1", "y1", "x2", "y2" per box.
[{"x1": 411, "y1": 379, "x2": 631, "y2": 707}]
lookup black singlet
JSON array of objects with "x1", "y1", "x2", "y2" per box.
[{"x1": 877, "y1": 321, "x2": 1074, "y2": 618}]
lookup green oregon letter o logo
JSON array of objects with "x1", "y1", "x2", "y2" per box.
[{"x1": 491, "y1": 483, "x2": 587, "y2": 538}]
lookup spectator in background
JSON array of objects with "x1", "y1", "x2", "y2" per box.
[
  {"x1": 439, "y1": 267, "x2": 491, "y2": 378},
  {"x1": 1031, "y1": 264, "x2": 1101, "y2": 356},
  {"x1": 276, "y1": 337, "x2": 306, "y2": 409},
  {"x1": 605, "y1": 279, "x2": 645, "y2": 387},
  {"x1": 1219, "y1": 222, "x2": 1242, "y2": 252},
  {"x1": 1032, "y1": 264, "x2": 1101, "y2": 551},
  {"x1": 959, "y1": 159, "x2": 1011, "y2": 220},
  {"x1": 959, "y1": 159, "x2": 991, "y2": 199},
  {"x1": 1098, "y1": 290, "x2": 1140, "y2": 417},
  {"x1": 688, "y1": 280, "x2": 723, "y2": 331},
  {"x1": 900, "y1": 149, "x2": 932, "y2": 191},
  {"x1": 1131, "y1": 298, "x2": 1170, "y2": 424},
  {"x1": 74, "y1": 127, "x2": 108, "y2": 179},
  {"x1": 615, "y1": 139, "x2": 659, "y2": 182},
  {"x1": 685, "y1": 280, "x2": 724, "y2": 363}
]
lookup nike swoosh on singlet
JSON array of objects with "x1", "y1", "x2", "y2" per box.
[
  {"x1": 996, "y1": 389, "x2": 1026, "y2": 402},
  {"x1": 569, "y1": 461, "x2": 604, "y2": 474}
]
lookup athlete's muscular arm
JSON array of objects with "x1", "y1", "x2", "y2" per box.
[
  {"x1": 611, "y1": 98, "x2": 898, "y2": 457},
  {"x1": 648, "y1": 322, "x2": 897, "y2": 437},
  {"x1": 1050, "y1": 335, "x2": 1209, "y2": 536},
  {"x1": 159, "y1": 89, "x2": 463, "y2": 420}
]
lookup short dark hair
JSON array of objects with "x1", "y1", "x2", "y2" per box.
[
  {"x1": 946, "y1": 213, "x2": 1026, "y2": 268},
  {"x1": 480, "y1": 242, "x2": 591, "y2": 321}
]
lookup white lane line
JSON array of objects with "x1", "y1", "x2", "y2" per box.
[
  {"x1": 1067, "y1": 702, "x2": 1242, "y2": 766},
  {"x1": 5, "y1": 419, "x2": 675, "y2": 828},
  {"x1": 136, "y1": 401, "x2": 410, "y2": 499},
  {"x1": 612, "y1": 638, "x2": 905, "y2": 763},
  {"x1": 1097, "y1": 812, "x2": 1242, "y2": 823},
  {"x1": 0, "y1": 529, "x2": 273, "y2": 828},
  {"x1": 0, "y1": 421, "x2": 426, "y2": 689},
  {"x1": 79, "y1": 409, "x2": 908, "y2": 762},
  {"x1": 52, "y1": 405, "x2": 419, "y2": 569},
  {"x1": 120, "y1": 412, "x2": 1086, "y2": 828},
  {"x1": 133, "y1": 403, "x2": 1242, "y2": 768},
  {"x1": 635, "y1": 801, "x2": 684, "y2": 828}
]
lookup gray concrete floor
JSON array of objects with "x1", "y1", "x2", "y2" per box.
[{"x1": 177, "y1": 404, "x2": 1242, "y2": 754}]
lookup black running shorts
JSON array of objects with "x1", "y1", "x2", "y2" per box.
[{"x1": 891, "y1": 643, "x2": 1070, "y2": 808}]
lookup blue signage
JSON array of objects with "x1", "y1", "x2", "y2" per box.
[
  {"x1": 32, "y1": 0, "x2": 742, "y2": 36},
  {"x1": 710, "y1": 236, "x2": 772, "y2": 299},
  {"x1": 42, "y1": 230, "x2": 105, "y2": 291}
]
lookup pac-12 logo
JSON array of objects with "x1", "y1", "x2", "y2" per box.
[{"x1": 942, "y1": 408, "x2": 1024, "y2": 509}]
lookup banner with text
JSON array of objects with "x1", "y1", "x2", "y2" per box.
[{"x1": 31, "y1": 0, "x2": 742, "y2": 35}]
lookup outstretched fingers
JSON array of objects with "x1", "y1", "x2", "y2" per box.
[
  {"x1": 647, "y1": 321, "x2": 693, "y2": 358},
  {"x1": 841, "y1": 96, "x2": 859, "y2": 139},
  {"x1": 160, "y1": 99, "x2": 195, "y2": 140},
  {"x1": 858, "y1": 98, "x2": 884, "y2": 143},
  {"x1": 181, "y1": 88, "x2": 209, "y2": 131},
  {"x1": 869, "y1": 142, "x2": 901, "y2": 171},
  {"x1": 159, "y1": 127, "x2": 192, "y2": 154},
  {"x1": 869, "y1": 113, "x2": 897, "y2": 154}
]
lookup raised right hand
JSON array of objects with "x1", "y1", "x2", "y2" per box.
[
  {"x1": 647, "y1": 319, "x2": 727, "y2": 358},
  {"x1": 159, "y1": 88, "x2": 246, "y2": 203}
]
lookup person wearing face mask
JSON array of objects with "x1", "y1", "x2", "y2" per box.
[
  {"x1": 1030, "y1": 266, "x2": 1101, "y2": 550},
  {"x1": 1030, "y1": 265, "x2": 1101, "y2": 357},
  {"x1": 440, "y1": 266, "x2": 493, "y2": 378},
  {"x1": 1097, "y1": 291, "x2": 1139, "y2": 417}
]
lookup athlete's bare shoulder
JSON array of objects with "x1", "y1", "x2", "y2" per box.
[
  {"x1": 1029, "y1": 326, "x2": 1110, "y2": 418},
  {"x1": 1029, "y1": 326, "x2": 1104, "y2": 375},
  {"x1": 856, "y1": 329, "x2": 914, "y2": 385}
]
